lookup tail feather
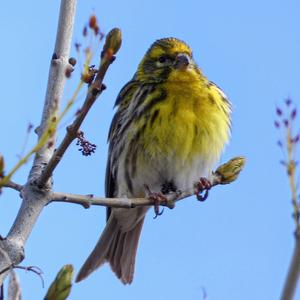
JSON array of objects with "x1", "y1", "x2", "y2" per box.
[
  {"x1": 76, "y1": 215, "x2": 145, "y2": 284},
  {"x1": 110, "y1": 230, "x2": 124, "y2": 278},
  {"x1": 120, "y1": 221, "x2": 144, "y2": 283}
]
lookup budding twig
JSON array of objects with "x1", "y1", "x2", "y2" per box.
[
  {"x1": 276, "y1": 98, "x2": 300, "y2": 300},
  {"x1": 275, "y1": 98, "x2": 300, "y2": 229},
  {"x1": 37, "y1": 28, "x2": 122, "y2": 188}
]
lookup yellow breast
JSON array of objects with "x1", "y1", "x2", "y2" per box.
[{"x1": 139, "y1": 69, "x2": 231, "y2": 169}]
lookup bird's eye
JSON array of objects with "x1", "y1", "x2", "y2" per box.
[{"x1": 158, "y1": 56, "x2": 167, "y2": 63}]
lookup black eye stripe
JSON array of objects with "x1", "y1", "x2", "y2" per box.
[{"x1": 157, "y1": 54, "x2": 175, "y2": 63}]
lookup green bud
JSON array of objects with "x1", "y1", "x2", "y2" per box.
[
  {"x1": 214, "y1": 156, "x2": 246, "y2": 184},
  {"x1": 103, "y1": 28, "x2": 122, "y2": 56},
  {"x1": 44, "y1": 264, "x2": 74, "y2": 300}
]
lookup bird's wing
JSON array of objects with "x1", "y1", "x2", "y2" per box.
[{"x1": 105, "y1": 79, "x2": 141, "y2": 220}]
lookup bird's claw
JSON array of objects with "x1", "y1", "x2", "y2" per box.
[
  {"x1": 154, "y1": 206, "x2": 164, "y2": 219},
  {"x1": 194, "y1": 177, "x2": 212, "y2": 201},
  {"x1": 144, "y1": 185, "x2": 167, "y2": 218}
]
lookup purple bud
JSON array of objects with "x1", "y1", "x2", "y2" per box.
[
  {"x1": 292, "y1": 134, "x2": 300, "y2": 144},
  {"x1": 27, "y1": 122, "x2": 33, "y2": 133},
  {"x1": 276, "y1": 107, "x2": 283, "y2": 116},
  {"x1": 285, "y1": 98, "x2": 292, "y2": 106},
  {"x1": 284, "y1": 119, "x2": 289, "y2": 127},
  {"x1": 277, "y1": 140, "x2": 283, "y2": 147},
  {"x1": 291, "y1": 108, "x2": 297, "y2": 120},
  {"x1": 274, "y1": 121, "x2": 280, "y2": 128}
]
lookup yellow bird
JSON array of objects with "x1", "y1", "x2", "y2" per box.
[{"x1": 76, "y1": 37, "x2": 231, "y2": 284}]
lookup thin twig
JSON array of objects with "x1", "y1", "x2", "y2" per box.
[
  {"x1": 3, "y1": 181, "x2": 23, "y2": 192},
  {"x1": 286, "y1": 125, "x2": 299, "y2": 228},
  {"x1": 275, "y1": 100, "x2": 300, "y2": 300},
  {"x1": 14, "y1": 265, "x2": 44, "y2": 288},
  {"x1": 0, "y1": 265, "x2": 44, "y2": 288}
]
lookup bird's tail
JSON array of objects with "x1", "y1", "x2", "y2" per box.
[{"x1": 76, "y1": 214, "x2": 145, "y2": 284}]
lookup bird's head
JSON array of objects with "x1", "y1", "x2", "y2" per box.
[{"x1": 135, "y1": 37, "x2": 202, "y2": 82}]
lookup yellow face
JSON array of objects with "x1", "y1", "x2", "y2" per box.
[{"x1": 136, "y1": 38, "x2": 202, "y2": 82}]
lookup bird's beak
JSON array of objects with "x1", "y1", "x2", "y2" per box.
[{"x1": 174, "y1": 53, "x2": 191, "y2": 70}]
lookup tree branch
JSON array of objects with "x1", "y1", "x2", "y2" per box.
[
  {"x1": 51, "y1": 176, "x2": 221, "y2": 209},
  {"x1": 50, "y1": 157, "x2": 245, "y2": 210},
  {"x1": 29, "y1": 0, "x2": 77, "y2": 184},
  {"x1": 0, "y1": 11, "x2": 123, "y2": 286},
  {"x1": 37, "y1": 29, "x2": 122, "y2": 188},
  {"x1": 51, "y1": 186, "x2": 208, "y2": 210},
  {"x1": 0, "y1": 0, "x2": 77, "y2": 285}
]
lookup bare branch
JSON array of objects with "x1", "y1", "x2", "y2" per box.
[
  {"x1": 29, "y1": 0, "x2": 77, "y2": 184},
  {"x1": 13, "y1": 266, "x2": 44, "y2": 288},
  {"x1": 0, "y1": 0, "x2": 77, "y2": 285},
  {"x1": 0, "y1": 265, "x2": 44, "y2": 289},
  {"x1": 7, "y1": 0, "x2": 77, "y2": 244}
]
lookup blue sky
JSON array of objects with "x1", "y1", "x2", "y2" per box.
[{"x1": 1, "y1": 0, "x2": 300, "y2": 299}]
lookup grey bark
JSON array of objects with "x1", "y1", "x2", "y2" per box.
[{"x1": 0, "y1": 0, "x2": 77, "y2": 285}]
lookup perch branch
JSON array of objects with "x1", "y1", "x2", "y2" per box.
[
  {"x1": 51, "y1": 157, "x2": 246, "y2": 209},
  {"x1": 51, "y1": 182, "x2": 218, "y2": 209}
]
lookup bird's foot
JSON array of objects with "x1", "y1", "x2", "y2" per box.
[
  {"x1": 194, "y1": 177, "x2": 212, "y2": 201},
  {"x1": 144, "y1": 185, "x2": 167, "y2": 218}
]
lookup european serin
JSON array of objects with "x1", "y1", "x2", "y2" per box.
[{"x1": 76, "y1": 37, "x2": 231, "y2": 284}]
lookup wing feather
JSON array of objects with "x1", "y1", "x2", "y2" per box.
[{"x1": 105, "y1": 80, "x2": 155, "y2": 219}]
